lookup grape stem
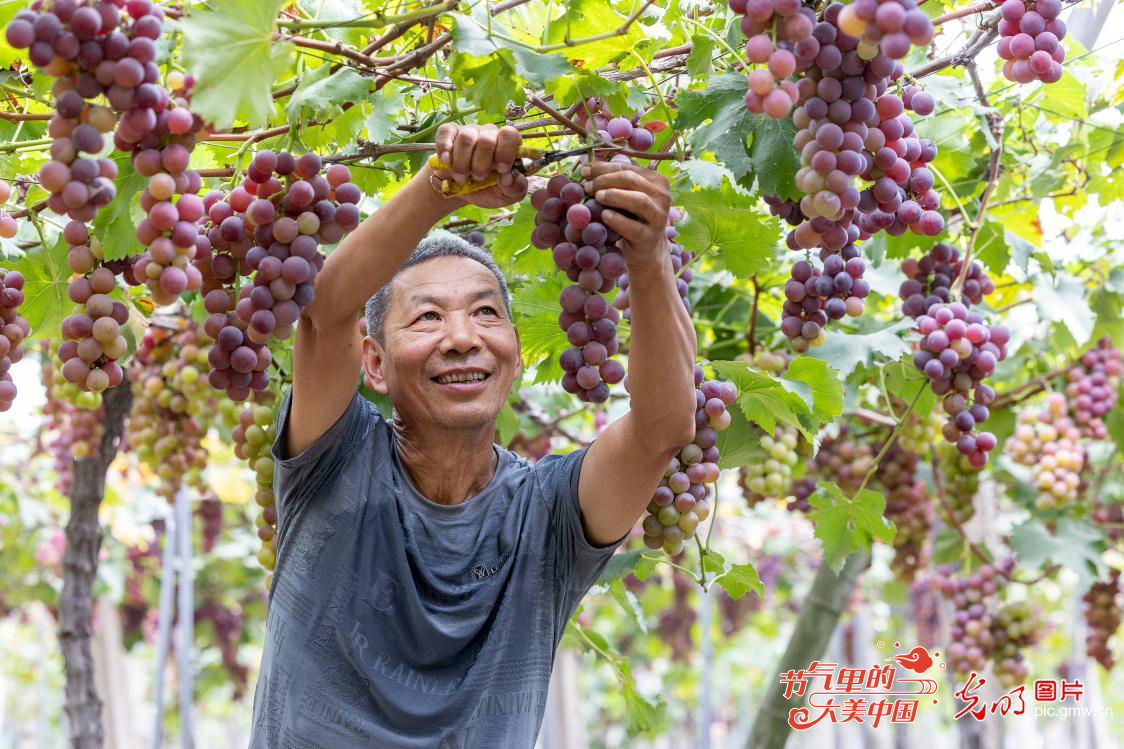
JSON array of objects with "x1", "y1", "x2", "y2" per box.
[
  {"x1": 0, "y1": 112, "x2": 51, "y2": 122},
  {"x1": 928, "y1": 449, "x2": 995, "y2": 568},
  {"x1": 955, "y1": 60, "x2": 1004, "y2": 292},
  {"x1": 627, "y1": 49, "x2": 686, "y2": 162},
  {"x1": 855, "y1": 383, "x2": 926, "y2": 496},
  {"x1": 0, "y1": 137, "x2": 52, "y2": 154},
  {"x1": 747, "y1": 275, "x2": 760, "y2": 355}
]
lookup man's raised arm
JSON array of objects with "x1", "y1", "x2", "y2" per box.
[
  {"x1": 575, "y1": 162, "x2": 699, "y2": 546},
  {"x1": 286, "y1": 124, "x2": 526, "y2": 457}
]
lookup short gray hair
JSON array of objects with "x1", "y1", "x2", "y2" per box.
[{"x1": 363, "y1": 230, "x2": 513, "y2": 346}]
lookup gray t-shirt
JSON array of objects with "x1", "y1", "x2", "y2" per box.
[{"x1": 248, "y1": 387, "x2": 624, "y2": 748}]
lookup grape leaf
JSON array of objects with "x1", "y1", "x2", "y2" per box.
[
  {"x1": 179, "y1": 0, "x2": 290, "y2": 130},
  {"x1": 714, "y1": 401, "x2": 763, "y2": 469},
  {"x1": 748, "y1": 115, "x2": 799, "y2": 200},
  {"x1": 714, "y1": 562, "x2": 763, "y2": 601},
  {"x1": 973, "y1": 220, "x2": 1009, "y2": 276},
  {"x1": 365, "y1": 84, "x2": 406, "y2": 144},
  {"x1": 882, "y1": 359, "x2": 937, "y2": 419},
  {"x1": 808, "y1": 482, "x2": 895, "y2": 574},
  {"x1": 512, "y1": 275, "x2": 567, "y2": 384},
  {"x1": 450, "y1": 10, "x2": 570, "y2": 87},
  {"x1": 544, "y1": 0, "x2": 648, "y2": 69},
  {"x1": 297, "y1": 0, "x2": 366, "y2": 47},
  {"x1": 597, "y1": 549, "x2": 658, "y2": 584},
  {"x1": 675, "y1": 185, "x2": 781, "y2": 279},
  {"x1": 676, "y1": 74, "x2": 756, "y2": 182},
  {"x1": 710, "y1": 360, "x2": 816, "y2": 439},
  {"x1": 781, "y1": 356, "x2": 844, "y2": 426},
  {"x1": 1034, "y1": 272, "x2": 1094, "y2": 346},
  {"x1": 1008, "y1": 518, "x2": 1106, "y2": 591},
  {"x1": 805, "y1": 319, "x2": 913, "y2": 381},
  {"x1": 676, "y1": 159, "x2": 735, "y2": 190},
  {"x1": 285, "y1": 65, "x2": 370, "y2": 128},
  {"x1": 92, "y1": 159, "x2": 144, "y2": 261},
  {"x1": 12, "y1": 236, "x2": 70, "y2": 342},
  {"x1": 686, "y1": 34, "x2": 715, "y2": 78}
]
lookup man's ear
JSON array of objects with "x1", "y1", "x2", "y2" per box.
[{"x1": 361, "y1": 336, "x2": 390, "y2": 395}]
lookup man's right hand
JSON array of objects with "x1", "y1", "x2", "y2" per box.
[{"x1": 430, "y1": 123, "x2": 528, "y2": 210}]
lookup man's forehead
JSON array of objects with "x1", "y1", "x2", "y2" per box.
[{"x1": 392, "y1": 257, "x2": 503, "y2": 307}]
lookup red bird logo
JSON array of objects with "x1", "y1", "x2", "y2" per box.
[{"x1": 889, "y1": 646, "x2": 934, "y2": 673}]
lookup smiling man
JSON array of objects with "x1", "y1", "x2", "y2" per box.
[{"x1": 248, "y1": 123, "x2": 697, "y2": 748}]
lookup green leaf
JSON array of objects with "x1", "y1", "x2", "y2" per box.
[
  {"x1": 714, "y1": 562, "x2": 763, "y2": 600},
  {"x1": 883, "y1": 359, "x2": 936, "y2": 418},
  {"x1": 450, "y1": 10, "x2": 570, "y2": 86},
  {"x1": 676, "y1": 185, "x2": 781, "y2": 279},
  {"x1": 677, "y1": 74, "x2": 756, "y2": 181},
  {"x1": 286, "y1": 66, "x2": 370, "y2": 127},
  {"x1": 781, "y1": 356, "x2": 844, "y2": 427},
  {"x1": 714, "y1": 401, "x2": 763, "y2": 469},
  {"x1": 496, "y1": 401, "x2": 519, "y2": 446},
  {"x1": 973, "y1": 220, "x2": 1009, "y2": 276},
  {"x1": 1030, "y1": 71, "x2": 1087, "y2": 121},
  {"x1": 92, "y1": 159, "x2": 144, "y2": 261},
  {"x1": 365, "y1": 85, "x2": 405, "y2": 144},
  {"x1": 748, "y1": 115, "x2": 799, "y2": 199},
  {"x1": 607, "y1": 579, "x2": 649, "y2": 634},
  {"x1": 686, "y1": 34, "x2": 715, "y2": 78},
  {"x1": 450, "y1": 54, "x2": 523, "y2": 115},
  {"x1": 297, "y1": 0, "x2": 366, "y2": 47},
  {"x1": 805, "y1": 319, "x2": 913, "y2": 381},
  {"x1": 1008, "y1": 518, "x2": 1106, "y2": 590},
  {"x1": 512, "y1": 274, "x2": 567, "y2": 384},
  {"x1": 808, "y1": 482, "x2": 895, "y2": 574},
  {"x1": 1033, "y1": 272, "x2": 1094, "y2": 347},
  {"x1": 676, "y1": 159, "x2": 735, "y2": 190},
  {"x1": 710, "y1": 360, "x2": 815, "y2": 439},
  {"x1": 12, "y1": 236, "x2": 70, "y2": 341},
  {"x1": 180, "y1": 0, "x2": 290, "y2": 130},
  {"x1": 597, "y1": 549, "x2": 647, "y2": 585},
  {"x1": 544, "y1": 0, "x2": 647, "y2": 69}
]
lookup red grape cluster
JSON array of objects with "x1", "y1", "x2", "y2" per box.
[
  {"x1": 195, "y1": 599, "x2": 250, "y2": 698},
  {"x1": 780, "y1": 250, "x2": 869, "y2": 351},
  {"x1": 730, "y1": 0, "x2": 815, "y2": 118},
  {"x1": 835, "y1": 0, "x2": 934, "y2": 60},
  {"x1": 910, "y1": 302, "x2": 1005, "y2": 467},
  {"x1": 221, "y1": 399, "x2": 278, "y2": 571},
  {"x1": 876, "y1": 443, "x2": 932, "y2": 578},
  {"x1": 998, "y1": 0, "x2": 1067, "y2": 84},
  {"x1": 1065, "y1": 338, "x2": 1122, "y2": 440},
  {"x1": 125, "y1": 323, "x2": 213, "y2": 501},
  {"x1": 38, "y1": 344, "x2": 105, "y2": 494},
  {"x1": 786, "y1": 425, "x2": 873, "y2": 512},
  {"x1": 1083, "y1": 570, "x2": 1122, "y2": 671},
  {"x1": 641, "y1": 366, "x2": 734, "y2": 554},
  {"x1": 1006, "y1": 393, "x2": 1085, "y2": 509},
  {"x1": 573, "y1": 98, "x2": 657, "y2": 155},
  {"x1": 57, "y1": 253, "x2": 130, "y2": 394},
  {"x1": 764, "y1": 193, "x2": 806, "y2": 226},
  {"x1": 900, "y1": 243, "x2": 994, "y2": 318},
  {"x1": 0, "y1": 268, "x2": 29, "y2": 411},
  {"x1": 615, "y1": 206, "x2": 692, "y2": 318},
  {"x1": 935, "y1": 562, "x2": 1045, "y2": 687},
  {"x1": 0, "y1": 181, "x2": 19, "y2": 238},
  {"x1": 531, "y1": 174, "x2": 626, "y2": 402},
  {"x1": 196, "y1": 495, "x2": 224, "y2": 553}
]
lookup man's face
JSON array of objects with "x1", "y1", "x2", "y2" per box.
[{"x1": 363, "y1": 256, "x2": 520, "y2": 432}]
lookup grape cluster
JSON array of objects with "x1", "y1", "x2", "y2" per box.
[
  {"x1": 738, "y1": 347, "x2": 790, "y2": 374},
  {"x1": 196, "y1": 495, "x2": 224, "y2": 553},
  {"x1": 0, "y1": 180, "x2": 18, "y2": 238},
  {"x1": 573, "y1": 98, "x2": 657, "y2": 155},
  {"x1": 911, "y1": 302, "x2": 1005, "y2": 466},
  {"x1": 998, "y1": 0, "x2": 1067, "y2": 84},
  {"x1": 615, "y1": 206, "x2": 692, "y2": 318},
  {"x1": 1083, "y1": 570, "x2": 1122, "y2": 671},
  {"x1": 780, "y1": 252, "x2": 868, "y2": 351},
  {"x1": 835, "y1": 0, "x2": 934, "y2": 60},
  {"x1": 0, "y1": 268, "x2": 29, "y2": 411},
  {"x1": 900, "y1": 243, "x2": 995, "y2": 318},
  {"x1": 641, "y1": 366, "x2": 735, "y2": 554},
  {"x1": 730, "y1": 0, "x2": 815, "y2": 119},
  {"x1": 222, "y1": 400, "x2": 279, "y2": 571},
  {"x1": 936, "y1": 442, "x2": 979, "y2": 526},
  {"x1": 894, "y1": 404, "x2": 943, "y2": 455},
  {"x1": 935, "y1": 562, "x2": 1045, "y2": 687},
  {"x1": 1065, "y1": 338, "x2": 1122, "y2": 440},
  {"x1": 125, "y1": 323, "x2": 214, "y2": 501},
  {"x1": 195, "y1": 599, "x2": 250, "y2": 698},
  {"x1": 38, "y1": 343, "x2": 105, "y2": 494},
  {"x1": 787, "y1": 426, "x2": 873, "y2": 512},
  {"x1": 764, "y1": 193, "x2": 806, "y2": 226},
  {"x1": 1006, "y1": 393, "x2": 1085, "y2": 510},
  {"x1": 531, "y1": 175, "x2": 625, "y2": 402},
  {"x1": 876, "y1": 443, "x2": 932, "y2": 578},
  {"x1": 740, "y1": 425, "x2": 802, "y2": 506},
  {"x1": 57, "y1": 262, "x2": 129, "y2": 394}
]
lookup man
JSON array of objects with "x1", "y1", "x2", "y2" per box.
[{"x1": 248, "y1": 123, "x2": 697, "y2": 748}]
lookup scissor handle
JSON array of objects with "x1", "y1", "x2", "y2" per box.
[{"x1": 426, "y1": 147, "x2": 549, "y2": 198}]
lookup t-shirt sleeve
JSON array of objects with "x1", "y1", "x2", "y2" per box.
[
  {"x1": 269, "y1": 384, "x2": 375, "y2": 525},
  {"x1": 537, "y1": 446, "x2": 629, "y2": 620}
]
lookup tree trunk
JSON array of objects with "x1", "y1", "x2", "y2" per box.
[
  {"x1": 58, "y1": 383, "x2": 132, "y2": 749},
  {"x1": 746, "y1": 554, "x2": 866, "y2": 749}
]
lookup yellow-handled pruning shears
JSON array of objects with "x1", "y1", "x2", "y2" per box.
[{"x1": 426, "y1": 144, "x2": 622, "y2": 198}]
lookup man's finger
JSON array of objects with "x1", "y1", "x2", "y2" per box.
[
  {"x1": 494, "y1": 125, "x2": 521, "y2": 174},
  {"x1": 600, "y1": 204, "x2": 646, "y2": 243},
  {"x1": 469, "y1": 126, "x2": 499, "y2": 181},
  {"x1": 584, "y1": 168, "x2": 652, "y2": 195},
  {"x1": 450, "y1": 124, "x2": 479, "y2": 182},
  {"x1": 595, "y1": 188, "x2": 663, "y2": 228},
  {"x1": 435, "y1": 123, "x2": 458, "y2": 164}
]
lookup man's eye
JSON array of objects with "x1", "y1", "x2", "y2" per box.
[
  {"x1": 418, "y1": 311, "x2": 439, "y2": 321},
  {"x1": 477, "y1": 306, "x2": 498, "y2": 316}
]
